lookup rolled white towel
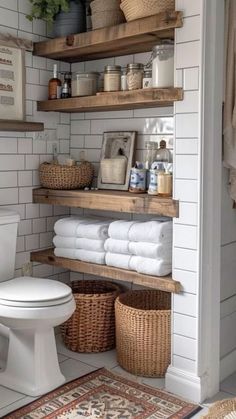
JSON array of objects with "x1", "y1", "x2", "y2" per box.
[
  {"x1": 128, "y1": 241, "x2": 172, "y2": 260},
  {"x1": 104, "y1": 238, "x2": 130, "y2": 255},
  {"x1": 108, "y1": 220, "x2": 138, "y2": 240},
  {"x1": 76, "y1": 220, "x2": 110, "y2": 240},
  {"x1": 75, "y1": 249, "x2": 106, "y2": 265},
  {"x1": 54, "y1": 248, "x2": 77, "y2": 259},
  {"x1": 129, "y1": 220, "x2": 172, "y2": 243},
  {"x1": 53, "y1": 236, "x2": 105, "y2": 252},
  {"x1": 54, "y1": 217, "x2": 90, "y2": 237},
  {"x1": 130, "y1": 256, "x2": 171, "y2": 277},
  {"x1": 105, "y1": 252, "x2": 132, "y2": 270}
]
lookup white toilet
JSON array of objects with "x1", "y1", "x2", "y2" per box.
[{"x1": 0, "y1": 209, "x2": 76, "y2": 396}]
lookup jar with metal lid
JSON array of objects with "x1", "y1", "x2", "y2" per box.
[
  {"x1": 126, "y1": 63, "x2": 144, "y2": 90},
  {"x1": 143, "y1": 69, "x2": 152, "y2": 89},
  {"x1": 72, "y1": 72, "x2": 100, "y2": 97},
  {"x1": 104, "y1": 65, "x2": 121, "y2": 92},
  {"x1": 152, "y1": 40, "x2": 174, "y2": 88},
  {"x1": 158, "y1": 171, "x2": 172, "y2": 196}
]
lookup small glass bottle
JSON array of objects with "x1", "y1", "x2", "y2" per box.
[
  {"x1": 121, "y1": 69, "x2": 127, "y2": 91},
  {"x1": 48, "y1": 64, "x2": 61, "y2": 100},
  {"x1": 143, "y1": 69, "x2": 152, "y2": 89},
  {"x1": 155, "y1": 140, "x2": 172, "y2": 163},
  {"x1": 61, "y1": 72, "x2": 70, "y2": 99}
]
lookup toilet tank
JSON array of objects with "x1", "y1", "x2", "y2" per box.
[{"x1": 0, "y1": 209, "x2": 20, "y2": 282}]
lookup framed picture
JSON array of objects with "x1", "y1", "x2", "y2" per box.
[
  {"x1": 98, "y1": 131, "x2": 137, "y2": 191},
  {"x1": 0, "y1": 40, "x2": 25, "y2": 121}
]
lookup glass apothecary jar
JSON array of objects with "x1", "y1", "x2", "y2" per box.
[
  {"x1": 72, "y1": 72, "x2": 100, "y2": 97},
  {"x1": 104, "y1": 65, "x2": 121, "y2": 92},
  {"x1": 126, "y1": 63, "x2": 144, "y2": 90},
  {"x1": 152, "y1": 40, "x2": 174, "y2": 88}
]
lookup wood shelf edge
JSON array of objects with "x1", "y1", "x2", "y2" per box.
[
  {"x1": 31, "y1": 248, "x2": 181, "y2": 293},
  {"x1": 0, "y1": 120, "x2": 44, "y2": 132}
]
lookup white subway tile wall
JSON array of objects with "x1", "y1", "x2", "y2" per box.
[{"x1": 0, "y1": 1, "x2": 69, "y2": 282}]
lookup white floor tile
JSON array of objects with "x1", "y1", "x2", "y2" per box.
[
  {"x1": 204, "y1": 391, "x2": 232, "y2": 405},
  {"x1": 0, "y1": 386, "x2": 25, "y2": 409},
  {"x1": 142, "y1": 377, "x2": 165, "y2": 389},
  {"x1": 221, "y1": 372, "x2": 236, "y2": 395},
  {"x1": 59, "y1": 358, "x2": 97, "y2": 382},
  {"x1": 0, "y1": 395, "x2": 34, "y2": 417},
  {"x1": 58, "y1": 353, "x2": 68, "y2": 363},
  {"x1": 56, "y1": 335, "x2": 118, "y2": 368}
]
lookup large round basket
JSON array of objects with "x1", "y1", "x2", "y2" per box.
[
  {"x1": 91, "y1": 10, "x2": 125, "y2": 30},
  {"x1": 115, "y1": 290, "x2": 171, "y2": 377},
  {"x1": 39, "y1": 161, "x2": 94, "y2": 190},
  {"x1": 120, "y1": 0, "x2": 175, "y2": 22},
  {"x1": 90, "y1": 0, "x2": 121, "y2": 14},
  {"x1": 61, "y1": 280, "x2": 120, "y2": 353}
]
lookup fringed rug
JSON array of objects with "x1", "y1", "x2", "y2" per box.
[
  {"x1": 3, "y1": 368, "x2": 201, "y2": 419},
  {"x1": 202, "y1": 397, "x2": 236, "y2": 418}
]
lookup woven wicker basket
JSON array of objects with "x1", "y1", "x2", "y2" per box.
[
  {"x1": 39, "y1": 161, "x2": 94, "y2": 190},
  {"x1": 120, "y1": 0, "x2": 175, "y2": 22},
  {"x1": 91, "y1": 10, "x2": 125, "y2": 30},
  {"x1": 115, "y1": 290, "x2": 171, "y2": 377},
  {"x1": 90, "y1": 0, "x2": 121, "y2": 14},
  {"x1": 61, "y1": 280, "x2": 120, "y2": 353}
]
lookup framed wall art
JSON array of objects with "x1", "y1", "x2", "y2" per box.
[
  {"x1": 0, "y1": 38, "x2": 25, "y2": 121},
  {"x1": 97, "y1": 131, "x2": 137, "y2": 191}
]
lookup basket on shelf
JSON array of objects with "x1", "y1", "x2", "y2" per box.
[
  {"x1": 39, "y1": 161, "x2": 94, "y2": 190},
  {"x1": 91, "y1": 10, "x2": 125, "y2": 30},
  {"x1": 90, "y1": 0, "x2": 121, "y2": 14},
  {"x1": 115, "y1": 289, "x2": 171, "y2": 377},
  {"x1": 120, "y1": 0, "x2": 175, "y2": 22},
  {"x1": 61, "y1": 280, "x2": 121, "y2": 353}
]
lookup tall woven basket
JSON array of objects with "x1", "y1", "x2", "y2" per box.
[
  {"x1": 120, "y1": 0, "x2": 175, "y2": 21},
  {"x1": 115, "y1": 290, "x2": 171, "y2": 377},
  {"x1": 61, "y1": 280, "x2": 120, "y2": 353}
]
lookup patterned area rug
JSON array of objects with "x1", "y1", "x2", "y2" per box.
[
  {"x1": 3, "y1": 368, "x2": 201, "y2": 419},
  {"x1": 202, "y1": 397, "x2": 236, "y2": 418}
]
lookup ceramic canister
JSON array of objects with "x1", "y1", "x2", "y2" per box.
[
  {"x1": 148, "y1": 169, "x2": 159, "y2": 195},
  {"x1": 129, "y1": 168, "x2": 147, "y2": 193}
]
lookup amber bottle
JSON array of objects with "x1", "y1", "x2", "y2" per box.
[{"x1": 48, "y1": 64, "x2": 61, "y2": 100}]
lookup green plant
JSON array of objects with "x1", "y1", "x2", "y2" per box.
[{"x1": 27, "y1": 0, "x2": 83, "y2": 24}]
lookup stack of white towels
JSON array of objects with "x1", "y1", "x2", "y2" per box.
[
  {"x1": 105, "y1": 220, "x2": 172, "y2": 276},
  {"x1": 53, "y1": 217, "x2": 111, "y2": 265}
]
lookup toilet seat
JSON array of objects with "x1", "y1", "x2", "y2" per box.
[{"x1": 0, "y1": 276, "x2": 73, "y2": 308}]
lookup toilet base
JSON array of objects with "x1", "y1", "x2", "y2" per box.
[{"x1": 0, "y1": 327, "x2": 65, "y2": 396}]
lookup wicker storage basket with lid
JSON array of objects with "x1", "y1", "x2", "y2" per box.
[
  {"x1": 120, "y1": 0, "x2": 175, "y2": 22},
  {"x1": 115, "y1": 289, "x2": 171, "y2": 377},
  {"x1": 39, "y1": 161, "x2": 94, "y2": 190},
  {"x1": 61, "y1": 280, "x2": 121, "y2": 353}
]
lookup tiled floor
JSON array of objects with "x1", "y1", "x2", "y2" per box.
[{"x1": 0, "y1": 336, "x2": 235, "y2": 417}]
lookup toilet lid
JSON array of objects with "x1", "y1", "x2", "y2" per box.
[{"x1": 0, "y1": 277, "x2": 73, "y2": 307}]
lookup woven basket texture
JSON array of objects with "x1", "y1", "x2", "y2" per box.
[
  {"x1": 39, "y1": 161, "x2": 94, "y2": 190},
  {"x1": 120, "y1": 0, "x2": 175, "y2": 21},
  {"x1": 61, "y1": 280, "x2": 120, "y2": 353},
  {"x1": 115, "y1": 290, "x2": 171, "y2": 377},
  {"x1": 91, "y1": 0, "x2": 121, "y2": 13},
  {"x1": 91, "y1": 10, "x2": 125, "y2": 30}
]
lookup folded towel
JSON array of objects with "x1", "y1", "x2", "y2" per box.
[
  {"x1": 104, "y1": 238, "x2": 130, "y2": 255},
  {"x1": 54, "y1": 247, "x2": 105, "y2": 264},
  {"x1": 53, "y1": 236, "x2": 105, "y2": 252},
  {"x1": 75, "y1": 249, "x2": 106, "y2": 265},
  {"x1": 129, "y1": 221, "x2": 172, "y2": 243},
  {"x1": 54, "y1": 248, "x2": 77, "y2": 259},
  {"x1": 130, "y1": 256, "x2": 171, "y2": 277},
  {"x1": 76, "y1": 220, "x2": 110, "y2": 240},
  {"x1": 129, "y1": 241, "x2": 172, "y2": 260},
  {"x1": 105, "y1": 252, "x2": 132, "y2": 270},
  {"x1": 108, "y1": 220, "x2": 138, "y2": 240},
  {"x1": 54, "y1": 217, "x2": 111, "y2": 240}
]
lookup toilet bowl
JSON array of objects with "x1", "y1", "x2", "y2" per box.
[{"x1": 0, "y1": 209, "x2": 76, "y2": 396}]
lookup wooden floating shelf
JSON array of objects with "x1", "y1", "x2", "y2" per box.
[
  {"x1": 31, "y1": 248, "x2": 181, "y2": 293},
  {"x1": 33, "y1": 188, "x2": 179, "y2": 217},
  {"x1": 33, "y1": 11, "x2": 183, "y2": 62},
  {"x1": 37, "y1": 88, "x2": 183, "y2": 113},
  {"x1": 0, "y1": 120, "x2": 44, "y2": 132}
]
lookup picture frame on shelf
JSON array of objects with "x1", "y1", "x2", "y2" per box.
[
  {"x1": 97, "y1": 131, "x2": 136, "y2": 191},
  {"x1": 0, "y1": 38, "x2": 25, "y2": 121}
]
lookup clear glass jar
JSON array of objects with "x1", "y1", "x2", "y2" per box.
[
  {"x1": 144, "y1": 141, "x2": 158, "y2": 169},
  {"x1": 126, "y1": 63, "x2": 144, "y2": 90},
  {"x1": 155, "y1": 140, "x2": 172, "y2": 163},
  {"x1": 72, "y1": 72, "x2": 99, "y2": 97},
  {"x1": 143, "y1": 69, "x2": 152, "y2": 89},
  {"x1": 104, "y1": 65, "x2": 121, "y2": 92},
  {"x1": 152, "y1": 40, "x2": 174, "y2": 88}
]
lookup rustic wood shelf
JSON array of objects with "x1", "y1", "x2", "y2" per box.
[
  {"x1": 0, "y1": 120, "x2": 44, "y2": 132},
  {"x1": 33, "y1": 11, "x2": 183, "y2": 62},
  {"x1": 37, "y1": 88, "x2": 183, "y2": 113},
  {"x1": 31, "y1": 248, "x2": 181, "y2": 293},
  {"x1": 33, "y1": 188, "x2": 179, "y2": 217}
]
